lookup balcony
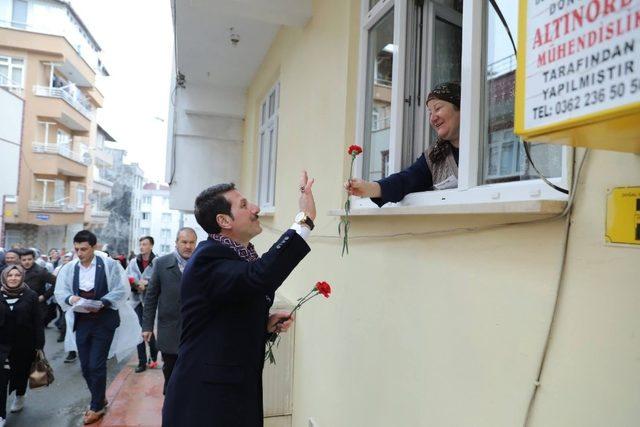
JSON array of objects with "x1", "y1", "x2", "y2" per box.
[
  {"x1": 31, "y1": 142, "x2": 89, "y2": 177},
  {"x1": 34, "y1": 85, "x2": 94, "y2": 119},
  {"x1": 93, "y1": 148, "x2": 114, "y2": 167},
  {"x1": 92, "y1": 176, "x2": 114, "y2": 193},
  {"x1": 28, "y1": 200, "x2": 84, "y2": 213}
]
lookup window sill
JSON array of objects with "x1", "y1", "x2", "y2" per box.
[
  {"x1": 328, "y1": 181, "x2": 569, "y2": 217},
  {"x1": 328, "y1": 199, "x2": 566, "y2": 216},
  {"x1": 259, "y1": 207, "x2": 276, "y2": 217}
]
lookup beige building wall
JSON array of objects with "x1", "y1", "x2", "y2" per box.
[
  {"x1": 0, "y1": 27, "x2": 108, "y2": 249},
  {"x1": 239, "y1": 1, "x2": 640, "y2": 426}
]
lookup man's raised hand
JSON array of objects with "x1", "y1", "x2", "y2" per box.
[{"x1": 298, "y1": 170, "x2": 316, "y2": 221}]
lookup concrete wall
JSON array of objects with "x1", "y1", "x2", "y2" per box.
[
  {"x1": 167, "y1": 82, "x2": 245, "y2": 211},
  {"x1": 238, "y1": 1, "x2": 640, "y2": 426}
]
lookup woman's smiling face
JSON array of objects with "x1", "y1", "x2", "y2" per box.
[
  {"x1": 5, "y1": 269, "x2": 22, "y2": 288},
  {"x1": 427, "y1": 99, "x2": 460, "y2": 143}
]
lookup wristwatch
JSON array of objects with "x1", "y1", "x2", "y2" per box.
[{"x1": 295, "y1": 211, "x2": 315, "y2": 230}]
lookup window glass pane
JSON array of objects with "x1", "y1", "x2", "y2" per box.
[
  {"x1": 12, "y1": 0, "x2": 28, "y2": 28},
  {"x1": 363, "y1": 9, "x2": 394, "y2": 181},
  {"x1": 0, "y1": 65, "x2": 8, "y2": 83},
  {"x1": 268, "y1": 91, "x2": 276, "y2": 118},
  {"x1": 258, "y1": 131, "x2": 270, "y2": 206},
  {"x1": 431, "y1": 16, "x2": 462, "y2": 88},
  {"x1": 482, "y1": 1, "x2": 561, "y2": 184},
  {"x1": 369, "y1": 0, "x2": 382, "y2": 10}
]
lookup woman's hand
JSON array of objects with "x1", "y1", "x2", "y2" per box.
[{"x1": 344, "y1": 178, "x2": 382, "y2": 198}]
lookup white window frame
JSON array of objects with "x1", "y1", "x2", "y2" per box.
[
  {"x1": 352, "y1": 0, "x2": 571, "y2": 212},
  {"x1": 0, "y1": 55, "x2": 25, "y2": 89},
  {"x1": 256, "y1": 82, "x2": 280, "y2": 212}
]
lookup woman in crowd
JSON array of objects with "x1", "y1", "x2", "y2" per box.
[
  {"x1": 0, "y1": 265, "x2": 45, "y2": 426},
  {"x1": 345, "y1": 81, "x2": 461, "y2": 204}
]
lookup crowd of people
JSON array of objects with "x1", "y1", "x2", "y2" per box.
[
  {"x1": 0, "y1": 81, "x2": 460, "y2": 426},
  {"x1": 0, "y1": 228, "x2": 197, "y2": 425}
]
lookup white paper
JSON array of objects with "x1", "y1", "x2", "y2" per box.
[
  {"x1": 433, "y1": 175, "x2": 458, "y2": 190},
  {"x1": 71, "y1": 298, "x2": 103, "y2": 313}
]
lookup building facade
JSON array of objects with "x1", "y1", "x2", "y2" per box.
[
  {"x1": 0, "y1": 0, "x2": 112, "y2": 251},
  {"x1": 93, "y1": 146, "x2": 144, "y2": 256},
  {"x1": 0, "y1": 85, "x2": 24, "y2": 246},
  {"x1": 136, "y1": 183, "x2": 182, "y2": 256},
  {"x1": 167, "y1": 1, "x2": 639, "y2": 426}
]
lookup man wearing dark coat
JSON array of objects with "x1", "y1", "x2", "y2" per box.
[
  {"x1": 20, "y1": 249, "x2": 56, "y2": 336},
  {"x1": 142, "y1": 227, "x2": 198, "y2": 393},
  {"x1": 162, "y1": 172, "x2": 316, "y2": 427}
]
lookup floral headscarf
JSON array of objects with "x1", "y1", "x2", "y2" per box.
[{"x1": 1, "y1": 264, "x2": 29, "y2": 298}]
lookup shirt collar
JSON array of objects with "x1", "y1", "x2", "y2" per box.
[{"x1": 79, "y1": 255, "x2": 97, "y2": 269}]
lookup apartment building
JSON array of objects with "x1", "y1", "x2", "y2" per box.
[
  {"x1": 167, "y1": 1, "x2": 640, "y2": 426},
  {"x1": 136, "y1": 183, "x2": 182, "y2": 256},
  {"x1": 0, "y1": 0, "x2": 111, "y2": 250},
  {"x1": 92, "y1": 146, "x2": 144, "y2": 256},
  {"x1": 0, "y1": 85, "x2": 23, "y2": 245}
]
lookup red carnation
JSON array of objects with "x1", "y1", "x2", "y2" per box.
[
  {"x1": 348, "y1": 145, "x2": 363, "y2": 156},
  {"x1": 315, "y1": 281, "x2": 331, "y2": 298},
  {"x1": 128, "y1": 277, "x2": 135, "y2": 285}
]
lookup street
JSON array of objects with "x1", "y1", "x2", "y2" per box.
[{"x1": 3, "y1": 326, "x2": 133, "y2": 427}]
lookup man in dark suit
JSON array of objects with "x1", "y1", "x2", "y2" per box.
[
  {"x1": 20, "y1": 249, "x2": 56, "y2": 339},
  {"x1": 162, "y1": 172, "x2": 316, "y2": 427},
  {"x1": 142, "y1": 227, "x2": 198, "y2": 393}
]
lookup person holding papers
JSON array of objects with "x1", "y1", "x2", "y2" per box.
[{"x1": 55, "y1": 230, "x2": 140, "y2": 425}]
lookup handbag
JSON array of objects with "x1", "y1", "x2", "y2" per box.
[{"x1": 29, "y1": 349, "x2": 55, "y2": 389}]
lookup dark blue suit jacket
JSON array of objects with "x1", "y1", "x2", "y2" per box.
[{"x1": 162, "y1": 229, "x2": 310, "y2": 427}]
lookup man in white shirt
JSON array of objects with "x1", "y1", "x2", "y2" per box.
[{"x1": 55, "y1": 230, "x2": 139, "y2": 425}]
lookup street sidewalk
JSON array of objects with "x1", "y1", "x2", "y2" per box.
[{"x1": 97, "y1": 357, "x2": 164, "y2": 426}]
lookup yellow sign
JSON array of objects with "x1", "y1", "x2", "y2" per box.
[
  {"x1": 515, "y1": 0, "x2": 640, "y2": 153},
  {"x1": 605, "y1": 186, "x2": 640, "y2": 246}
]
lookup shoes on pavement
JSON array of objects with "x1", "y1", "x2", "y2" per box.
[
  {"x1": 148, "y1": 360, "x2": 159, "y2": 369},
  {"x1": 10, "y1": 394, "x2": 25, "y2": 412},
  {"x1": 83, "y1": 408, "x2": 106, "y2": 425},
  {"x1": 134, "y1": 364, "x2": 146, "y2": 373},
  {"x1": 64, "y1": 351, "x2": 77, "y2": 363}
]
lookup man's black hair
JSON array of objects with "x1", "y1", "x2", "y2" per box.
[
  {"x1": 19, "y1": 249, "x2": 35, "y2": 258},
  {"x1": 73, "y1": 230, "x2": 97, "y2": 246},
  {"x1": 139, "y1": 236, "x2": 155, "y2": 246},
  {"x1": 194, "y1": 183, "x2": 236, "y2": 234}
]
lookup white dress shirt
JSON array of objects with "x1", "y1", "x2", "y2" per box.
[
  {"x1": 78, "y1": 256, "x2": 97, "y2": 292},
  {"x1": 290, "y1": 222, "x2": 311, "y2": 241}
]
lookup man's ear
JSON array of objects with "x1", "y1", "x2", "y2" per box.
[{"x1": 216, "y1": 214, "x2": 232, "y2": 230}]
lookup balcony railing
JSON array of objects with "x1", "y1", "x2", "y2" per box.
[
  {"x1": 33, "y1": 85, "x2": 94, "y2": 119},
  {"x1": 32, "y1": 142, "x2": 89, "y2": 165},
  {"x1": 93, "y1": 176, "x2": 114, "y2": 187},
  {"x1": 0, "y1": 73, "x2": 23, "y2": 97},
  {"x1": 28, "y1": 200, "x2": 84, "y2": 213},
  {"x1": 91, "y1": 209, "x2": 110, "y2": 217}
]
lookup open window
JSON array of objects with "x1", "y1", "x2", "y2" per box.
[{"x1": 353, "y1": 0, "x2": 569, "y2": 213}]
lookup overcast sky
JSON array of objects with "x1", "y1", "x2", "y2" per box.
[{"x1": 70, "y1": 0, "x2": 174, "y2": 183}]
